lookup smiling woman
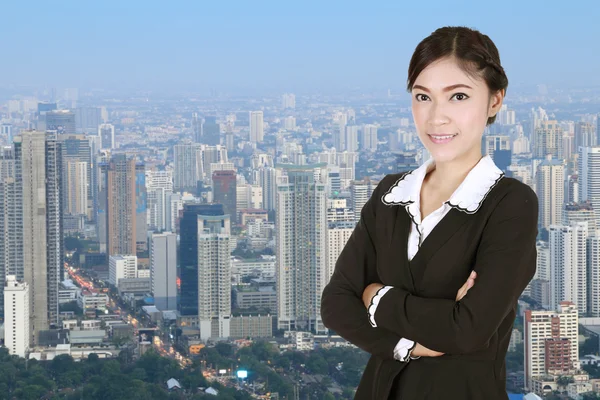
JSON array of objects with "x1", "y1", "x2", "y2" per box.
[{"x1": 321, "y1": 26, "x2": 538, "y2": 400}]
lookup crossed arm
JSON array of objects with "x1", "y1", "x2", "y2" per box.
[{"x1": 321, "y1": 179, "x2": 538, "y2": 357}]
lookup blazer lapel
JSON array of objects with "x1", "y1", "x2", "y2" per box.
[
  {"x1": 409, "y1": 208, "x2": 471, "y2": 288},
  {"x1": 382, "y1": 205, "x2": 416, "y2": 292}
]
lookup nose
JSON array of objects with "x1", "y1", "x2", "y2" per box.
[{"x1": 428, "y1": 102, "x2": 450, "y2": 127}]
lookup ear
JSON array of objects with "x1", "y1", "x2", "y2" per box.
[{"x1": 488, "y1": 89, "x2": 505, "y2": 118}]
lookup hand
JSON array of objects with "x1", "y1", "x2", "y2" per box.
[
  {"x1": 456, "y1": 270, "x2": 477, "y2": 302},
  {"x1": 411, "y1": 342, "x2": 444, "y2": 358},
  {"x1": 362, "y1": 283, "x2": 384, "y2": 308}
]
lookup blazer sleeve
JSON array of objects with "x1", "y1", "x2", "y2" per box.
[
  {"x1": 321, "y1": 176, "x2": 403, "y2": 360},
  {"x1": 372, "y1": 182, "x2": 538, "y2": 354}
]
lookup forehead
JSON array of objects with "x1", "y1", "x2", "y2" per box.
[{"x1": 413, "y1": 57, "x2": 485, "y2": 90}]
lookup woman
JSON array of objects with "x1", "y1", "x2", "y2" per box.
[{"x1": 320, "y1": 26, "x2": 538, "y2": 399}]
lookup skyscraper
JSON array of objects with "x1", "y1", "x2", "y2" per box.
[
  {"x1": 14, "y1": 130, "x2": 63, "y2": 342},
  {"x1": 549, "y1": 223, "x2": 588, "y2": 314},
  {"x1": 173, "y1": 143, "x2": 202, "y2": 192},
  {"x1": 98, "y1": 124, "x2": 115, "y2": 149},
  {"x1": 178, "y1": 204, "x2": 224, "y2": 317},
  {"x1": 202, "y1": 116, "x2": 220, "y2": 146},
  {"x1": 45, "y1": 110, "x2": 76, "y2": 134},
  {"x1": 250, "y1": 111, "x2": 264, "y2": 143},
  {"x1": 578, "y1": 147, "x2": 600, "y2": 222},
  {"x1": 3, "y1": 275, "x2": 30, "y2": 357},
  {"x1": 151, "y1": 233, "x2": 177, "y2": 311},
  {"x1": 197, "y1": 214, "x2": 231, "y2": 339},
  {"x1": 75, "y1": 107, "x2": 102, "y2": 134},
  {"x1": 0, "y1": 147, "x2": 22, "y2": 320},
  {"x1": 533, "y1": 120, "x2": 562, "y2": 159},
  {"x1": 276, "y1": 164, "x2": 328, "y2": 333},
  {"x1": 212, "y1": 170, "x2": 237, "y2": 224},
  {"x1": 524, "y1": 302, "x2": 579, "y2": 391},
  {"x1": 101, "y1": 154, "x2": 138, "y2": 256},
  {"x1": 146, "y1": 169, "x2": 173, "y2": 232},
  {"x1": 360, "y1": 124, "x2": 378, "y2": 151},
  {"x1": 65, "y1": 161, "x2": 88, "y2": 216},
  {"x1": 536, "y1": 158, "x2": 564, "y2": 230}
]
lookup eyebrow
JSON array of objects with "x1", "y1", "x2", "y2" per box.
[{"x1": 412, "y1": 84, "x2": 473, "y2": 92}]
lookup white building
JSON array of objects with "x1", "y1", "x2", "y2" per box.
[
  {"x1": 4, "y1": 275, "x2": 30, "y2": 357},
  {"x1": 327, "y1": 222, "x2": 354, "y2": 280},
  {"x1": 146, "y1": 169, "x2": 173, "y2": 232},
  {"x1": 276, "y1": 165, "x2": 328, "y2": 334},
  {"x1": 77, "y1": 290, "x2": 108, "y2": 312},
  {"x1": 108, "y1": 255, "x2": 138, "y2": 286},
  {"x1": 198, "y1": 214, "x2": 232, "y2": 340},
  {"x1": 579, "y1": 146, "x2": 600, "y2": 220},
  {"x1": 536, "y1": 158, "x2": 564, "y2": 230},
  {"x1": 524, "y1": 302, "x2": 579, "y2": 391},
  {"x1": 250, "y1": 111, "x2": 264, "y2": 143},
  {"x1": 151, "y1": 232, "x2": 177, "y2": 311},
  {"x1": 549, "y1": 222, "x2": 588, "y2": 314},
  {"x1": 361, "y1": 124, "x2": 378, "y2": 151}
]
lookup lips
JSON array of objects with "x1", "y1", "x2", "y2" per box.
[{"x1": 428, "y1": 133, "x2": 457, "y2": 144}]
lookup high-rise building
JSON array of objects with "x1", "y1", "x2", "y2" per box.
[
  {"x1": 178, "y1": 204, "x2": 224, "y2": 317},
  {"x1": 98, "y1": 124, "x2": 115, "y2": 149},
  {"x1": 578, "y1": 147, "x2": 600, "y2": 217},
  {"x1": 524, "y1": 302, "x2": 579, "y2": 391},
  {"x1": 276, "y1": 164, "x2": 328, "y2": 333},
  {"x1": 3, "y1": 275, "x2": 30, "y2": 357},
  {"x1": 326, "y1": 222, "x2": 354, "y2": 280},
  {"x1": 198, "y1": 214, "x2": 231, "y2": 339},
  {"x1": 146, "y1": 170, "x2": 173, "y2": 232},
  {"x1": 258, "y1": 167, "x2": 281, "y2": 212},
  {"x1": 483, "y1": 135, "x2": 512, "y2": 172},
  {"x1": 549, "y1": 223, "x2": 588, "y2": 314},
  {"x1": 212, "y1": 170, "x2": 237, "y2": 224},
  {"x1": 350, "y1": 179, "x2": 376, "y2": 224},
  {"x1": 192, "y1": 113, "x2": 201, "y2": 143},
  {"x1": 360, "y1": 124, "x2": 378, "y2": 151},
  {"x1": 65, "y1": 161, "x2": 88, "y2": 216},
  {"x1": 201, "y1": 116, "x2": 220, "y2": 146},
  {"x1": 151, "y1": 233, "x2": 177, "y2": 311},
  {"x1": 101, "y1": 154, "x2": 138, "y2": 256},
  {"x1": 14, "y1": 130, "x2": 63, "y2": 342},
  {"x1": 75, "y1": 107, "x2": 102, "y2": 134},
  {"x1": 250, "y1": 111, "x2": 264, "y2": 143},
  {"x1": 536, "y1": 158, "x2": 564, "y2": 230},
  {"x1": 0, "y1": 147, "x2": 22, "y2": 319},
  {"x1": 45, "y1": 110, "x2": 76, "y2": 134},
  {"x1": 173, "y1": 143, "x2": 202, "y2": 192},
  {"x1": 587, "y1": 232, "x2": 600, "y2": 317},
  {"x1": 533, "y1": 120, "x2": 562, "y2": 159},
  {"x1": 282, "y1": 93, "x2": 296, "y2": 109},
  {"x1": 59, "y1": 134, "x2": 93, "y2": 219},
  {"x1": 575, "y1": 122, "x2": 595, "y2": 150},
  {"x1": 108, "y1": 255, "x2": 138, "y2": 287},
  {"x1": 345, "y1": 125, "x2": 359, "y2": 152}
]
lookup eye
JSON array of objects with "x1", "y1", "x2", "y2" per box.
[
  {"x1": 414, "y1": 93, "x2": 429, "y2": 102},
  {"x1": 451, "y1": 93, "x2": 469, "y2": 101}
]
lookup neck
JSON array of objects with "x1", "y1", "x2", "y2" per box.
[{"x1": 427, "y1": 151, "x2": 483, "y2": 191}]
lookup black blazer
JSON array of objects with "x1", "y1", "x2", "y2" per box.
[{"x1": 321, "y1": 172, "x2": 538, "y2": 400}]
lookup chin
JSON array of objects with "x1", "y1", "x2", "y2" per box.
[{"x1": 427, "y1": 149, "x2": 460, "y2": 164}]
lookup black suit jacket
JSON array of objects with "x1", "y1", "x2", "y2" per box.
[{"x1": 321, "y1": 172, "x2": 538, "y2": 399}]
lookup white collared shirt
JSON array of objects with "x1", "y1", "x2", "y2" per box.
[{"x1": 367, "y1": 155, "x2": 504, "y2": 361}]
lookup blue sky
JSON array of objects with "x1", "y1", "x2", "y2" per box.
[{"x1": 1, "y1": 0, "x2": 599, "y2": 93}]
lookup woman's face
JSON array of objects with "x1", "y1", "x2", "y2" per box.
[{"x1": 411, "y1": 57, "x2": 503, "y2": 164}]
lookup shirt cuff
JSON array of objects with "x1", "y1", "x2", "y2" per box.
[
  {"x1": 393, "y1": 337, "x2": 418, "y2": 362},
  {"x1": 367, "y1": 285, "x2": 393, "y2": 327}
]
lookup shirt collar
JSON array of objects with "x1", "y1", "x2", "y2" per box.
[{"x1": 381, "y1": 155, "x2": 504, "y2": 214}]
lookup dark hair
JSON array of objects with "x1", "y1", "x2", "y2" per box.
[{"x1": 407, "y1": 26, "x2": 508, "y2": 125}]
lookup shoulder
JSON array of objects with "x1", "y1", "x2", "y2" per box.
[
  {"x1": 487, "y1": 177, "x2": 539, "y2": 222},
  {"x1": 494, "y1": 177, "x2": 538, "y2": 209}
]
